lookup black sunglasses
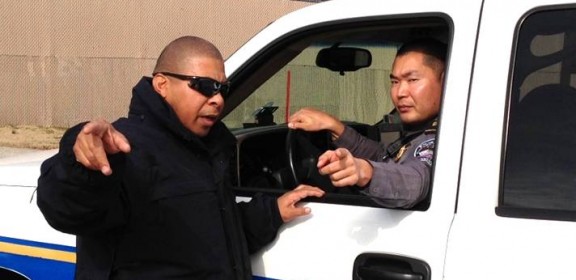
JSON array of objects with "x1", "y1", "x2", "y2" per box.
[{"x1": 153, "y1": 72, "x2": 230, "y2": 99}]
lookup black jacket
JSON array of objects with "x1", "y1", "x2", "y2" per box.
[{"x1": 37, "y1": 77, "x2": 283, "y2": 279}]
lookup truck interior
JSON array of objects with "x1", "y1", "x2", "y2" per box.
[{"x1": 222, "y1": 15, "x2": 452, "y2": 210}]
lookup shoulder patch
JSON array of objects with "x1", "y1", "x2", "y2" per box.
[{"x1": 414, "y1": 138, "x2": 435, "y2": 166}]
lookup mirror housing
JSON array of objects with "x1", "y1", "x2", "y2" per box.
[{"x1": 316, "y1": 47, "x2": 372, "y2": 73}]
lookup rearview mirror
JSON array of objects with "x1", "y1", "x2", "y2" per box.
[{"x1": 316, "y1": 47, "x2": 372, "y2": 73}]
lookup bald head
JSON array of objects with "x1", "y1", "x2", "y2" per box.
[{"x1": 153, "y1": 36, "x2": 224, "y2": 74}]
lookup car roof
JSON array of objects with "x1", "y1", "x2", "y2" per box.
[{"x1": 0, "y1": 149, "x2": 58, "y2": 187}]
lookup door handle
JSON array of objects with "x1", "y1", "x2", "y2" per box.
[{"x1": 353, "y1": 253, "x2": 431, "y2": 280}]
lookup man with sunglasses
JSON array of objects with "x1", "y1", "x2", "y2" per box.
[{"x1": 37, "y1": 36, "x2": 325, "y2": 279}]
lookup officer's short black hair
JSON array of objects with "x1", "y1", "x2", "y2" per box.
[
  {"x1": 397, "y1": 38, "x2": 447, "y2": 76},
  {"x1": 397, "y1": 38, "x2": 447, "y2": 62}
]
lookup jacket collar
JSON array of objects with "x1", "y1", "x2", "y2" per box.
[{"x1": 128, "y1": 77, "x2": 236, "y2": 152}]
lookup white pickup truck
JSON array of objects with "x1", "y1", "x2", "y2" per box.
[{"x1": 2, "y1": 0, "x2": 576, "y2": 279}]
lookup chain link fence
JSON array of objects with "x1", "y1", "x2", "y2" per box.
[{"x1": 0, "y1": 0, "x2": 311, "y2": 128}]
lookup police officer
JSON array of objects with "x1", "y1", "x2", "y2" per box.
[{"x1": 288, "y1": 38, "x2": 446, "y2": 208}]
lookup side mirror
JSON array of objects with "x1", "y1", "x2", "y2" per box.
[{"x1": 316, "y1": 47, "x2": 372, "y2": 74}]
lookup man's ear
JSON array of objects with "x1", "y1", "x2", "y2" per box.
[{"x1": 152, "y1": 75, "x2": 168, "y2": 99}]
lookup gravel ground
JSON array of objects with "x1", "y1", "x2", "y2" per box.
[
  {"x1": 0, "y1": 146, "x2": 40, "y2": 159},
  {"x1": 0, "y1": 125, "x2": 65, "y2": 159}
]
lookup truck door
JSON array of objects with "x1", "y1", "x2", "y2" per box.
[
  {"x1": 449, "y1": 1, "x2": 576, "y2": 279},
  {"x1": 222, "y1": 1, "x2": 481, "y2": 279}
]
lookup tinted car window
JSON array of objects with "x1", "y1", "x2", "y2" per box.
[{"x1": 499, "y1": 7, "x2": 576, "y2": 221}]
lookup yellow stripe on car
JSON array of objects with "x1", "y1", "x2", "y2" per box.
[{"x1": 0, "y1": 241, "x2": 76, "y2": 263}]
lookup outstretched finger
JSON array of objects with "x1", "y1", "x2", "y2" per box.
[
  {"x1": 278, "y1": 185, "x2": 325, "y2": 222},
  {"x1": 292, "y1": 184, "x2": 325, "y2": 199},
  {"x1": 73, "y1": 136, "x2": 112, "y2": 175},
  {"x1": 81, "y1": 119, "x2": 108, "y2": 136},
  {"x1": 76, "y1": 120, "x2": 116, "y2": 175},
  {"x1": 334, "y1": 148, "x2": 351, "y2": 160},
  {"x1": 317, "y1": 150, "x2": 340, "y2": 169},
  {"x1": 104, "y1": 126, "x2": 131, "y2": 154}
]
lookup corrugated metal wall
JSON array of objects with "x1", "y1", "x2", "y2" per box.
[{"x1": 0, "y1": 0, "x2": 312, "y2": 127}]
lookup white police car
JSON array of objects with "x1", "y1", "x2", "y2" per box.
[{"x1": 2, "y1": 0, "x2": 576, "y2": 279}]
